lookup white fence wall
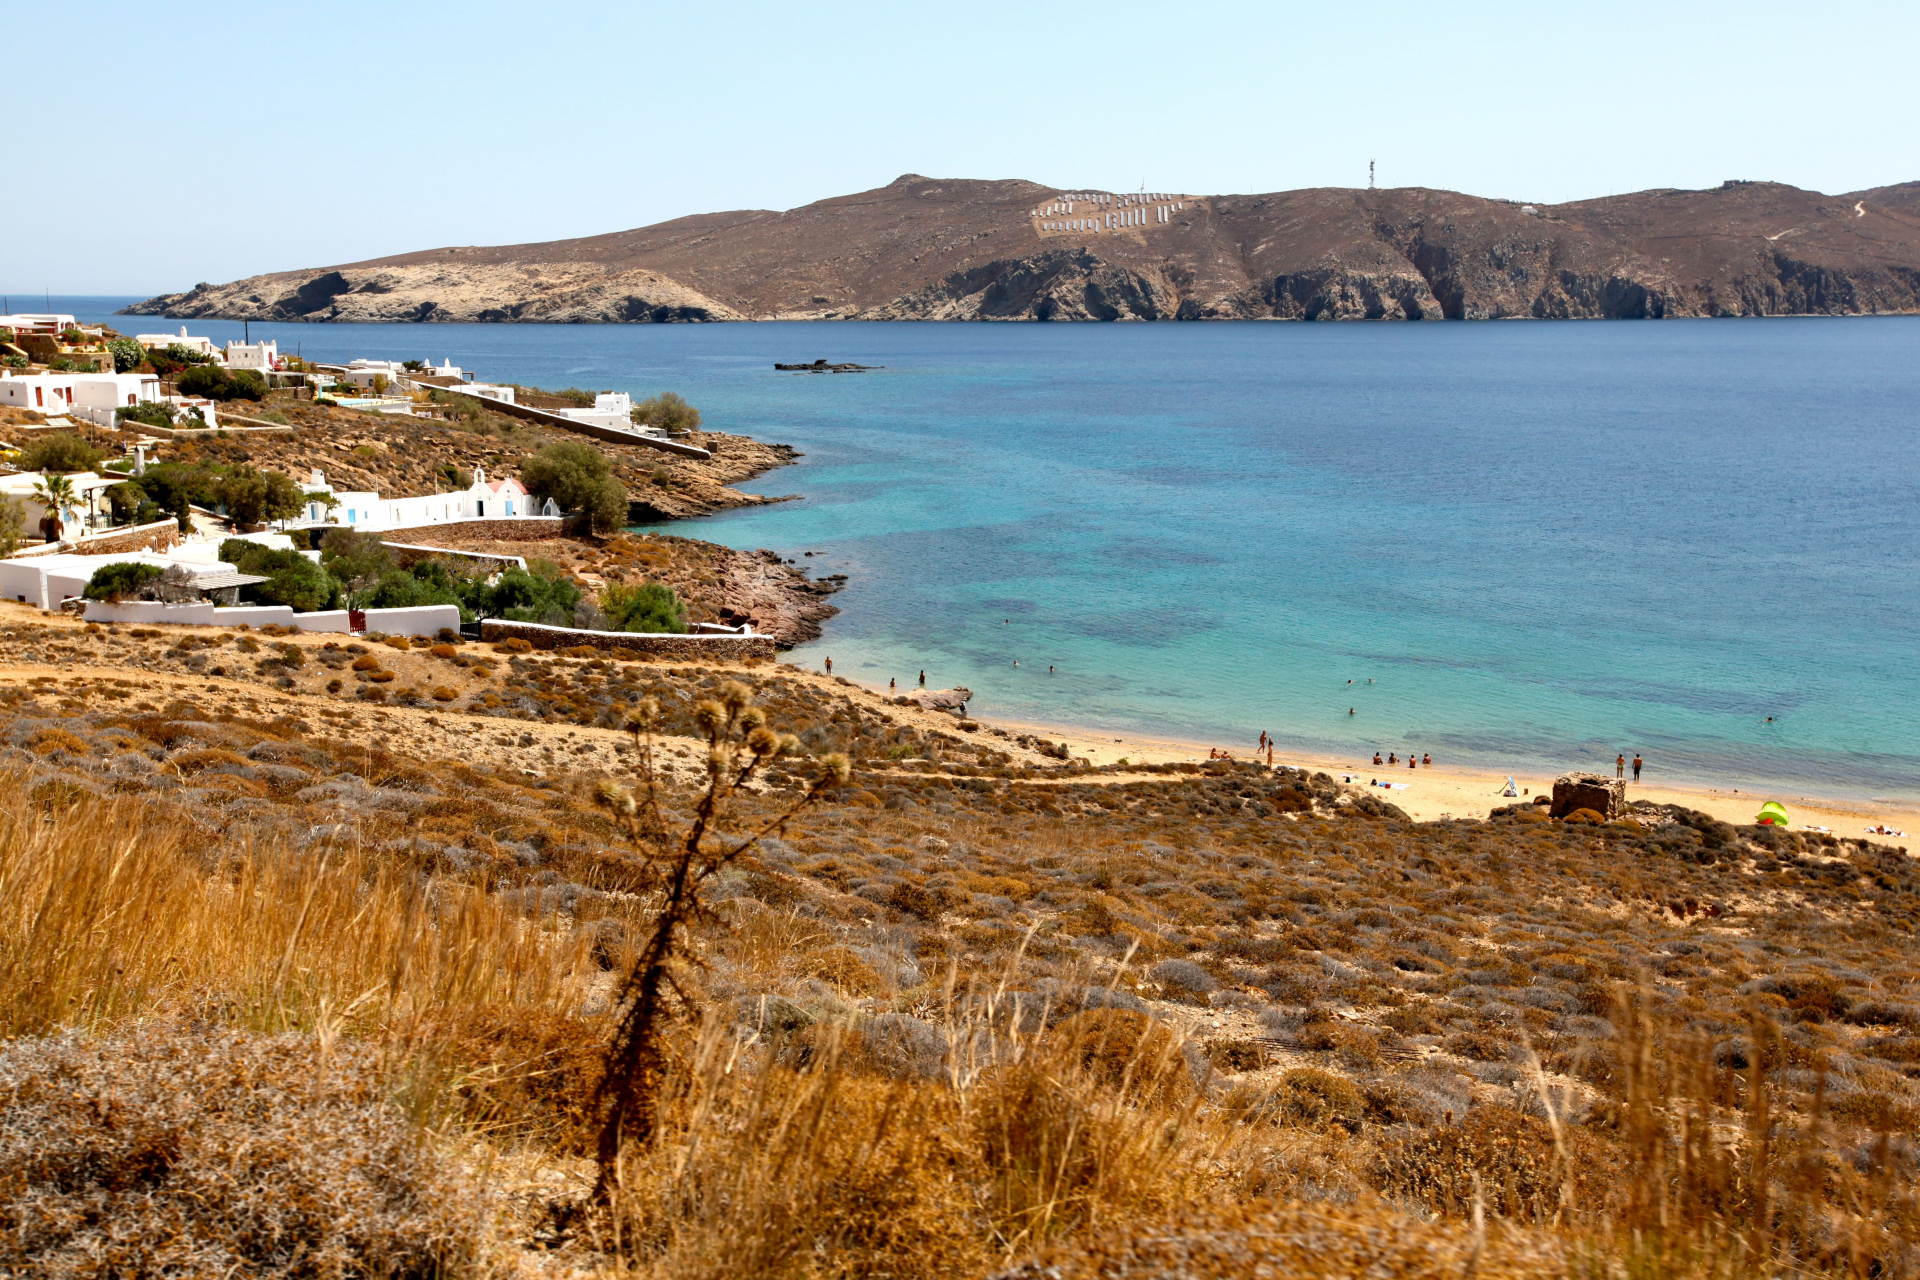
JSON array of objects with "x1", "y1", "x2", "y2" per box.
[
  {"x1": 211, "y1": 605, "x2": 297, "y2": 627},
  {"x1": 79, "y1": 601, "x2": 218, "y2": 625},
  {"x1": 362, "y1": 604, "x2": 460, "y2": 637},
  {"x1": 0, "y1": 561, "x2": 48, "y2": 610}
]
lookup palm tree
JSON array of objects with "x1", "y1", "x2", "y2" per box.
[{"x1": 34, "y1": 474, "x2": 77, "y2": 539}]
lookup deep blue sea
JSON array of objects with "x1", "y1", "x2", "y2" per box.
[{"x1": 55, "y1": 299, "x2": 1920, "y2": 799}]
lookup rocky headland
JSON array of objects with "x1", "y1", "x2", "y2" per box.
[{"x1": 128, "y1": 174, "x2": 1920, "y2": 324}]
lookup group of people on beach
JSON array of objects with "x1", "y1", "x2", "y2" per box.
[
  {"x1": 1616, "y1": 753, "x2": 1644, "y2": 782},
  {"x1": 1373, "y1": 751, "x2": 1432, "y2": 768}
]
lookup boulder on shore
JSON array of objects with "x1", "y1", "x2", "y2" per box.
[
  {"x1": 1550, "y1": 772, "x2": 1626, "y2": 821},
  {"x1": 912, "y1": 688, "x2": 973, "y2": 715}
]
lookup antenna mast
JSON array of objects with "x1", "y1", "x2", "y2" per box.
[{"x1": 1369, "y1": 160, "x2": 1375, "y2": 190}]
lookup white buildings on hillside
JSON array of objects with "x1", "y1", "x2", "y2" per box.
[
  {"x1": 135, "y1": 326, "x2": 218, "y2": 358},
  {"x1": 293, "y1": 467, "x2": 559, "y2": 533},
  {"x1": 0, "y1": 470, "x2": 138, "y2": 541},
  {"x1": 223, "y1": 339, "x2": 280, "y2": 370},
  {"x1": 0, "y1": 314, "x2": 82, "y2": 337},
  {"x1": 551, "y1": 391, "x2": 641, "y2": 431},
  {"x1": 0, "y1": 371, "x2": 162, "y2": 417}
]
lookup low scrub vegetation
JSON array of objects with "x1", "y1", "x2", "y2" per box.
[{"x1": 0, "y1": 656, "x2": 1914, "y2": 1276}]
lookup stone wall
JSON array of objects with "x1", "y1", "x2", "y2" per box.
[
  {"x1": 480, "y1": 618, "x2": 775, "y2": 660},
  {"x1": 9, "y1": 519, "x2": 181, "y2": 559}
]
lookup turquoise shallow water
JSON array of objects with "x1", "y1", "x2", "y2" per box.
[{"x1": 60, "y1": 300, "x2": 1920, "y2": 798}]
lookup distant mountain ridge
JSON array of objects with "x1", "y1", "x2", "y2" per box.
[{"x1": 125, "y1": 174, "x2": 1920, "y2": 323}]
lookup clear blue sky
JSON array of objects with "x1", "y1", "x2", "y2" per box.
[{"x1": 7, "y1": 0, "x2": 1915, "y2": 294}]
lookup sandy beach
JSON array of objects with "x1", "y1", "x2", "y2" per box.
[{"x1": 979, "y1": 713, "x2": 1918, "y2": 840}]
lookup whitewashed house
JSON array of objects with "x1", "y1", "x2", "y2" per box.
[
  {"x1": 550, "y1": 391, "x2": 642, "y2": 431},
  {"x1": 223, "y1": 339, "x2": 280, "y2": 370},
  {"x1": 290, "y1": 467, "x2": 559, "y2": 533},
  {"x1": 135, "y1": 326, "x2": 218, "y2": 358},
  {"x1": 0, "y1": 371, "x2": 162, "y2": 420}
]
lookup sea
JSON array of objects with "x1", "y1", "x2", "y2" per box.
[{"x1": 46, "y1": 299, "x2": 1920, "y2": 801}]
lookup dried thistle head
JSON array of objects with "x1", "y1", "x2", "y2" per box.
[
  {"x1": 747, "y1": 727, "x2": 781, "y2": 758},
  {"x1": 623, "y1": 697, "x2": 660, "y2": 734},
  {"x1": 693, "y1": 699, "x2": 727, "y2": 736},
  {"x1": 820, "y1": 753, "x2": 851, "y2": 786},
  {"x1": 739, "y1": 706, "x2": 766, "y2": 730},
  {"x1": 593, "y1": 779, "x2": 637, "y2": 816},
  {"x1": 778, "y1": 733, "x2": 801, "y2": 757},
  {"x1": 719, "y1": 680, "x2": 751, "y2": 714}
]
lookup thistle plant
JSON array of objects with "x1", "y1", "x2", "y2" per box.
[{"x1": 590, "y1": 680, "x2": 846, "y2": 1196}]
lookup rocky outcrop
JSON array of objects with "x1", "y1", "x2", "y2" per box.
[
  {"x1": 134, "y1": 262, "x2": 741, "y2": 324},
  {"x1": 1551, "y1": 773, "x2": 1627, "y2": 821},
  {"x1": 127, "y1": 174, "x2": 1920, "y2": 324}
]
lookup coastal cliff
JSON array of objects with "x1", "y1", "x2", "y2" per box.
[{"x1": 128, "y1": 175, "x2": 1920, "y2": 323}]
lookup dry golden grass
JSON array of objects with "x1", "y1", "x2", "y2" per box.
[{"x1": 0, "y1": 670, "x2": 1917, "y2": 1277}]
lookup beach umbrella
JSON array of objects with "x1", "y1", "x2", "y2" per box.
[{"x1": 1756, "y1": 801, "x2": 1789, "y2": 827}]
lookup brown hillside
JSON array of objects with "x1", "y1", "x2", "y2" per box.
[{"x1": 128, "y1": 174, "x2": 1920, "y2": 323}]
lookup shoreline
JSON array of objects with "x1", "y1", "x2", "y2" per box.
[
  {"x1": 809, "y1": 671, "x2": 1916, "y2": 837},
  {"x1": 985, "y1": 714, "x2": 1919, "y2": 838}
]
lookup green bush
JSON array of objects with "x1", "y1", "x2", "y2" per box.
[
  {"x1": 164, "y1": 342, "x2": 213, "y2": 366},
  {"x1": 117, "y1": 401, "x2": 175, "y2": 429},
  {"x1": 213, "y1": 466, "x2": 304, "y2": 527},
  {"x1": 83, "y1": 562, "x2": 166, "y2": 603},
  {"x1": 478, "y1": 562, "x2": 580, "y2": 624},
  {"x1": 0, "y1": 497, "x2": 23, "y2": 556},
  {"x1": 600, "y1": 580, "x2": 686, "y2": 634},
  {"x1": 20, "y1": 433, "x2": 103, "y2": 474},
  {"x1": 519, "y1": 440, "x2": 627, "y2": 534},
  {"x1": 107, "y1": 337, "x2": 146, "y2": 373},
  {"x1": 220, "y1": 540, "x2": 339, "y2": 611},
  {"x1": 631, "y1": 391, "x2": 700, "y2": 432},
  {"x1": 176, "y1": 366, "x2": 267, "y2": 403}
]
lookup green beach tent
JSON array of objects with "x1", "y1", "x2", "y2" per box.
[{"x1": 1756, "y1": 801, "x2": 1790, "y2": 827}]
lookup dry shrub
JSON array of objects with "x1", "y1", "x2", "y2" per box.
[
  {"x1": 615, "y1": 1028, "x2": 991, "y2": 1280},
  {"x1": 0, "y1": 1031, "x2": 497, "y2": 1278},
  {"x1": 804, "y1": 945, "x2": 886, "y2": 995},
  {"x1": 495, "y1": 638, "x2": 531, "y2": 654},
  {"x1": 1239, "y1": 1067, "x2": 1365, "y2": 1133},
  {"x1": 1052, "y1": 1009, "x2": 1192, "y2": 1105},
  {"x1": 369, "y1": 671, "x2": 396, "y2": 684},
  {"x1": 430, "y1": 685, "x2": 459, "y2": 702},
  {"x1": 410, "y1": 1006, "x2": 609, "y2": 1153},
  {"x1": 1372, "y1": 1102, "x2": 1622, "y2": 1221},
  {"x1": 996, "y1": 1200, "x2": 1564, "y2": 1280},
  {"x1": 383, "y1": 635, "x2": 412, "y2": 651},
  {"x1": 26, "y1": 727, "x2": 89, "y2": 757},
  {"x1": 429, "y1": 644, "x2": 458, "y2": 659},
  {"x1": 350, "y1": 654, "x2": 380, "y2": 671},
  {"x1": 168, "y1": 747, "x2": 249, "y2": 773}
]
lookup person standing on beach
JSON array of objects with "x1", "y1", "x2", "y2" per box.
[
  {"x1": 918, "y1": 671, "x2": 925, "y2": 687},
  {"x1": 1633, "y1": 754, "x2": 1643, "y2": 782},
  {"x1": 1616, "y1": 754, "x2": 1625, "y2": 779},
  {"x1": 825, "y1": 657, "x2": 833, "y2": 675},
  {"x1": 890, "y1": 678, "x2": 896, "y2": 690}
]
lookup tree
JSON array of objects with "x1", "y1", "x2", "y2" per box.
[
  {"x1": 135, "y1": 463, "x2": 213, "y2": 532},
  {"x1": 318, "y1": 528, "x2": 395, "y2": 607},
  {"x1": 370, "y1": 374, "x2": 390, "y2": 395},
  {"x1": 520, "y1": 440, "x2": 628, "y2": 535},
  {"x1": 601, "y1": 581, "x2": 687, "y2": 634},
  {"x1": 33, "y1": 474, "x2": 77, "y2": 525},
  {"x1": 632, "y1": 391, "x2": 700, "y2": 433},
  {"x1": 470, "y1": 561, "x2": 580, "y2": 624},
  {"x1": 83, "y1": 562, "x2": 166, "y2": 602},
  {"x1": 104, "y1": 482, "x2": 152, "y2": 525},
  {"x1": 21, "y1": 433, "x2": 103, "y2": 474},
  {"x1": 0, "y1": 497, "x2": 25, "y2": 556},
  {"x1": 107, "y1": 337, "x2": 146, "y2": 373},
  {"x1": 213, "y1": 467, "x2": 304, "y2": 528},
  {"x1": 221, "y1": 538, "x2": 343, "y2": 612}
]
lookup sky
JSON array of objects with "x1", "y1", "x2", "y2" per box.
[{"x1": 7, "y1": 0, "x2": 1916, "y2": 294}]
